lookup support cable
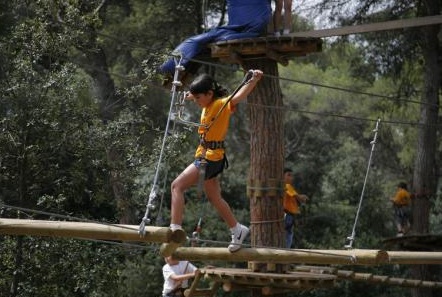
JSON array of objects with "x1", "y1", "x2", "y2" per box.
[
  {"x1": 344, "y1": 118, "x2": 381, "y2": 249},
  {"x1": 138, "y1": 56, "x2": 185, "y2": 236}
]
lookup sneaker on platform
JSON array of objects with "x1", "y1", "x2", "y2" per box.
[{"x1": 228, "y1": 224, "x2": 249, "y2": 252}]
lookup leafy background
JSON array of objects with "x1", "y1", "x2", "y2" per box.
[{"x1": 0, "y1": 0, "x2": 441, "y2": 296}]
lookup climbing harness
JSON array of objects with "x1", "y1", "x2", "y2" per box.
[
  {"x1": 138, "y1": 56, "x2": 184, "y2": 236},
  {"x1": 344, "y1": 118, "x2": 381, "y2": 249}
]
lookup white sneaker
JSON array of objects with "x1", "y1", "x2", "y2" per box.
[
  {"x1": 228, "y1": 224, "x2": 249, "y2": 252},
  {"x1": 169, "y1": 224, "x2": 183, "y2": 232}
]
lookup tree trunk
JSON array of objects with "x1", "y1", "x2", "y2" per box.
[
  {"x1": 411, "y1": 1, "x2": 441, "y2": 296},
  {"x1": 244, "y1": 58, "x2": 285, "y2": 277},
  {"x1": 80, "y1": 44, "x2": 134, "y2": 224}
]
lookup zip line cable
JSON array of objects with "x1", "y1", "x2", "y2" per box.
[
  {"x1": 66, "y1": 58, "x2": 441, "y2": 128},
  {"x1": 190, "y1": 58, "x2": 438, "y2": 109},
  {"x1": 344, "y1": 118, "x2": 381, "y2": 250},
  {"x1": 95, "y1": 30, "x2": 438, "y2": 108},
  {"x1": 263, "y1": 72, "x2": 433, "y2": 107},
  {"x1": 0, "y1": 202, "x2": 139, "y2": 232},
  {"x1": 247, "y1": 101, "x2": 439, "y2": 127}
]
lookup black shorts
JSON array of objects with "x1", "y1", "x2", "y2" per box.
[{"x1": 194, "y1": 155, "x2": 228, "y2": 180}]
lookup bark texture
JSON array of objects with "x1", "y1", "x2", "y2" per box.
[{"x1": 244, "y1": 59, "x2": 285, "y2": 275}]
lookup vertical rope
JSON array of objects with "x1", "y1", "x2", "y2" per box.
[
  {"x1": 139, "y1": 57, "x2": 185, "y2": 236},
  {"x1": 345, "y1": 118, "x2": 381, "y2": 249}
]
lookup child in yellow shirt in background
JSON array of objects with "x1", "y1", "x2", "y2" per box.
[
  {"x1": 390, "y1": 182, "x2": 412, "y2": 236},
  {"x1": 283, "y1": 168, "x2": 308, "y2": 248}
]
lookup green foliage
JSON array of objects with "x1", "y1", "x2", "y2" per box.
[
  {"x1": 0, "y1": 0, "x2": 440, "y2": 296},
  {"x1": 0, "y1": 236, "x2": 127, "y2": 296}
]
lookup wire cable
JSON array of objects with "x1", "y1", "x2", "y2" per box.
[
  {"x1": 344, "y1": 119, "x2": 381, "y2": 249},
  {"x1": 66, "y1": 57, "x2": 441, "y2": 128}
]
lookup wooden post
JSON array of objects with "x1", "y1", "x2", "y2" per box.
[{"x1": 244, "y1": 58, "x2": 285, "y2": 273}]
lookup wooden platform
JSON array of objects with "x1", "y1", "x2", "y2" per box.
[
  {"x1": 184, "y1": 267, "x2": 336, "y2": 297},
  {"x1": 184, "y1": 264, "x2": 442, "y2": 297},
  {"x1": 208, "y1": 35, "x2": 322, "y2": 66},
  {"x1": 162, "y1": 35, "x2": 322, "y2": 89},
  {"x1": 295, "y1": 265, "x2": 442, "y2": 289}
]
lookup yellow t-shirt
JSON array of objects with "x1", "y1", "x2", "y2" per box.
[
  {"x1": 283, "y1": 183, "x2": 300, "y2": 214},
  {"x1": 392, "y1": 188, "x2": 411, "y2": 206},
  {"x1": 195, "y1": 97, "x2": 233, "y2": 161}
]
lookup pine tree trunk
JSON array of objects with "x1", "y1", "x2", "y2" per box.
[
  {"x1": 244, "y1": 59, "x2": 285, "y2": 276},
  {"x1": 411, "y1": 1, "x2": 441, "y2": 295},
  {"x1": 81, "y1": 44, "x2": 133, "y2": 224}
]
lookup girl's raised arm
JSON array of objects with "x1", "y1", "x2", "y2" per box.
[{"x1": 230, "y1": 70, "x2": 264, "y2": 107}]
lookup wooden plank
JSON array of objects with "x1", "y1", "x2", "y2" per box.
[
  {"x1": 290, "y1": 15, "x2": 442, "y2": 38},
  {"x1": 201, "y1": 267, "x2": 336, "y2": 291},
  {"x1": 201, "y1": 268, "x2": 336, "y2": 281}
]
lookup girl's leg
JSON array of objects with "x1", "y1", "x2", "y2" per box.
[
  {"x1": 283, "y1": 0, "x2": 293, "y2": 34},
  {"x1": 205, "y1": 177, "x2": 249, "y2": 252},
  {"x1": 273, "y1": 0, "x2": 283, "y2": 35},
  {"x1": 170, "y1": 163, "x2": 199, "y2": 226},
  {"x1": 204, "y1": 177, "x2": 237, "y2": 228}
]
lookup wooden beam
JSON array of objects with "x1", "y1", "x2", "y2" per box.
[
  {"x1": 184, "y1": 270, "x2": 218, "y2": 297},
  {"x1": 291, "y1": 15, "x2": 442, "y2": 38},
  {"x1": 388, "y1": 251, "x2": 442, "y2": 265},
  {"x1": 171, "y1": 247, "x2": 389, "y2": 265},
  {"x1": 171, "y1": 247, "x2": 442, "y2": 265},
  {"x1": 0, "y1": 218, "x2": 186, "y2": 244}
]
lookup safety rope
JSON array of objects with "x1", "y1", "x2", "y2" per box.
[
  {"x1": 344, "y1": 118, "x2": 381, "y2": 249},
  {"x1": 138, "y1": 56, "x2": 185, "y2": 236}
]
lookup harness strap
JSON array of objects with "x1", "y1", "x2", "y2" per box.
[{"x1": 201, "y1": 140, "x2": 225, "y2": 149}]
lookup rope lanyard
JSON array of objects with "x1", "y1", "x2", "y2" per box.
[
  {"x1": 139, "y1": 57, "x2": 184, "y2": 236},
  {"x1": 344, "y1": 118, "x2": 381, "y2": 249}
]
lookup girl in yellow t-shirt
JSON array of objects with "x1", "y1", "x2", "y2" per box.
[{"x1": 170, "y1": 70, "x2": 263, "y2": 252}]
